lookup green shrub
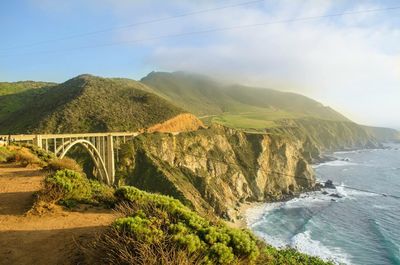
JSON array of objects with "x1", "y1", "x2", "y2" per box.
[
  {"x1": 43, "y1": 169, "x2": 115, "y2": 207},
  {"x1": 45, "y1": 169, "x2": 92, "y2": 203},
  {"x1": 0, "y1": 146, "x2": 14, "y2": 162},
  {"x1": 89, "y1": 186, "x2": 333, "y2": 265},
  {"x1": 89, "y1": 180, "x2": 118, "y2": 207},
  {"x1": 209, "y1": 243, "x2": 235, "y2": 264},
  {"x1": 112, "y1": 186, "x2": 260, "y2": 264},
  {"x1": 259, "y1": 245, "x2": 333, "y2": 265}
]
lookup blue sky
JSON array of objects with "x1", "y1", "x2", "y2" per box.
[{"x1": 1, "y1": 0, "x2": 399, "y2": 128}]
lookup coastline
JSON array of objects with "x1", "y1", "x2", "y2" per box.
[
  {"x1": 229, "y1": 201, "x2": 265, "y2": 228},
  {"x1": 236, "y1": 144, "x2": 400, "y2": 265}
]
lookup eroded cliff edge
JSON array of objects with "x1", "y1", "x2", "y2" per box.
[{"x1": 117, "y1": 124, "x2": 316, "y2": 221}]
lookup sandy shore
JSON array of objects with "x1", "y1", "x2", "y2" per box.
[{"x1": 228, "y1": 201, "x2": 266, "y2": 229}]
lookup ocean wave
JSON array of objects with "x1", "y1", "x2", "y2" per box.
[
  {"x1": 313, "y1": 160, "x2": 359, "y2": 168},
  {"x1": 368, "y1": 219, "x2": 400, "y2": 265},
  {"x1": 245, "y1": 203, "x2": 282, "y2": 227},
  {"x1": 335, "y1": 185, "x2": 379, "y2": 199},
  {"x1": 290, "y1": 230, "x2": 352, "y2": 265},
  {"x1": 333, "y1": 148, "x2": 382, "y2": 155},
  {"x1": 334, "y1": 150, "x2": 359, "y2": 155}
]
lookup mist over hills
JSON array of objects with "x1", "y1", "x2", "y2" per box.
[
  {"x1": 0, "y1": 71, "x2": 398, "y2": 143},
  {"x1": 141, "y1": 71, "x2": 349, "y2": 123}
]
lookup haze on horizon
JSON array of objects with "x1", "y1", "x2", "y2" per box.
[{"x1": 1, "y1": 0, "x2": 399, "y2": 129}]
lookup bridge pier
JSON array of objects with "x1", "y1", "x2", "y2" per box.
[
  {"x1": 33, "y1": 135, "x2": 43, "y2": 149},
  {"x1": 106, "y1": 135, "x2": 115, "y2": 185}
]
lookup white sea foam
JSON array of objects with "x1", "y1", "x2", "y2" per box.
[
  {"x1": 254, "y1": 231, "x2": 287, "y2": 248},
  {"x1": 334, "y1": 148, "x2": 381, "y2": 155},
  {"x1": 245, "y1": 203, "x2": 282, "y2": 227},
  {"x1": 314, "y1": 160, "x2": 358, "y2": 168},
  {"x1": 290, "y1": 230, "x2": 352, "y2": 265},
  {"x1": 336, "y1": 185, "x2": 379, "y2": 199}
]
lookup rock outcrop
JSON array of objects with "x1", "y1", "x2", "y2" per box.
[
  {"x1": 117, "y1": 124, "x2": 315, "y2": 220},
  {"x1": 267, "y1": 118, "x2": 381, "y2": 162}
]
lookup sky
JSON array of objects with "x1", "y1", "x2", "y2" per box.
[{"x1": 1, "y1": 0, "x2": 399, "y2": 129}]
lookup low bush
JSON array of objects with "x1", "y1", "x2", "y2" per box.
[
  {"x1": 42, "y1": 169, "x2": 115, "y2": 207},
  {"x1": 11, "y1": 147, "x2": 44, "y2": 166},
  {"x1": 0, "y1": 146, "x2": 14, "y2": 162},
  {"x1": 259, "y1": 245, "x2": 333, "y2": 265},
  {"x1": 24, "y1": 143, "x2": 55, "y2": 162},
  {"x1": 94, "y1": 186, "x2": 260, "y2": 265},
  {"x1": 89, "y1": 186, "x2": 333, "y2": 265},
  {"x1": 46, "y1": 157, "x2": 83, "y2": 172}
]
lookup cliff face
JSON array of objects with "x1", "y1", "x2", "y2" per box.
[
  {"x1": 362, "y1": 125, "x2": 400, "y2": 143},
  {"x1": 267, "y1": 119, "x2": 381, "y2": 161},
  {"x1": 117, "y1": 124, "x2": 315, "y2": 220}
]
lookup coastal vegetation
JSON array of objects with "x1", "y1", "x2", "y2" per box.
[
  {"x1": 90, "y1": 186, "x2": 332, "y2": 265},
  {"x1": 1, "y1": 72, "x2": 398, "y2": 264},
  {"x1": 0, "y1": 144, "x2": 332, "y2": 264}
]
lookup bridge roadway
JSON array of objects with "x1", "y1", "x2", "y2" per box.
[{"x1": 0, "y1": 132, "x2": 141, "y2": 185}]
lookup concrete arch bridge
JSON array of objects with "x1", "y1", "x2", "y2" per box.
[{"x1": 1, "y1": 132, "x2": 140, "y2": 185}]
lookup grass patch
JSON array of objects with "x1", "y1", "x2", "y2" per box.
[
  {"x1": 210, "y1": 110, "x2": 303, "y2": 132},
  {"x1": 46, "y1": 157, "x2": 83, "y2": 173},
  {"x1": 5, "y1": 146, "x2": 45, "y2": 167}
]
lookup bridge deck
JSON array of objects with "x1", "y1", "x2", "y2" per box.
[{"x1": 0, "y1": 132, "x2": 139, "y2": 141}]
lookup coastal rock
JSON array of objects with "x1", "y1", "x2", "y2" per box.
[
  {"x1": 117, "y1": 124, "x2": 316, "y2": 219},
  {"x1": 324, "y1": 180, "x2": 336, "y2": 189}
]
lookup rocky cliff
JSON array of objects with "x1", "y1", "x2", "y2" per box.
[
  {"x1": 117, "y1": 124, "x2": 316, "y2": 221},
  {"x1": 266, "y1": 118, "x2": 381, "y2": 161}
]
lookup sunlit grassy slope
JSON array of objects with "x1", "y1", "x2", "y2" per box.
[
  {"x1": 0, "y1": 81, "x2": 56, "y2": 96},
  {"x1": 0, "y1": 82, "x2": 56, "y2": 121},
  {"x1": 141, "y1": 71, "x2": 349, "y2": 131},
  {"x1": 210, "y1": 109, "x2": 301, "y2": 130}
]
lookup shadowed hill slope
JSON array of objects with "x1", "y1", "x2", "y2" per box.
[{"x1": 0, "y1": 75, "x2": 185, "y2": 134}]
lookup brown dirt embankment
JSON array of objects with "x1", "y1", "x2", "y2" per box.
[
  {"x1": 147, "y1": 113, "x2": 205, "y2": 133},
  {"x1": 0, "y1": 164, "x2": 116, "y2": 265}
]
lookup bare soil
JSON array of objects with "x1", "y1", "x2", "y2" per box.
[{"x1": 0, "y1": 163, "x2": 116, "y2": 265}]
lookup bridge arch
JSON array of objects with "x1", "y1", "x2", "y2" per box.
[{"x1": 58, "y1": 139, "x2": 111, "y2": 185}]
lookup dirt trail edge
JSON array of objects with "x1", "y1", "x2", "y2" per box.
[{"x1": 0, "y1": 164, "x2": 116, "y2": 265}]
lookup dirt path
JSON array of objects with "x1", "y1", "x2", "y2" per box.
[{"x1": 0, "y1": 164, "x2": 116, "y2": 265}]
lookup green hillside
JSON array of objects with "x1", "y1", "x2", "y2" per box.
[
  {"x1": 141, "y1": 71, "x2": 349, "y2": 130},
  {"x1": 0, "y1": 81, "x2": 56, "y2": 122},
  {"x1": 0, "y1": 75, "x2": 184, "y2": 134},
  {"x1": 0, "y1": 81, "x2": 56, "y2": 96}
]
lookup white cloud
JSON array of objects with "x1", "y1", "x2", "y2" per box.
[
  {"x1": 134, "y1": 0, "x2": 400, "y2": 128},
  {"x1": 28, "y1": 0, "x2": 400, "y2": 127}
]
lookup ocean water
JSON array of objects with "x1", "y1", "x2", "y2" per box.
[{"x1": 247, "y1": 144, "x2": 400, "y2": 265}]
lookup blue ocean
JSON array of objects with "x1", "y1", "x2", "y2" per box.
[{"x1": 247, "y1": 144, "x2": 400, "y2": 265}]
